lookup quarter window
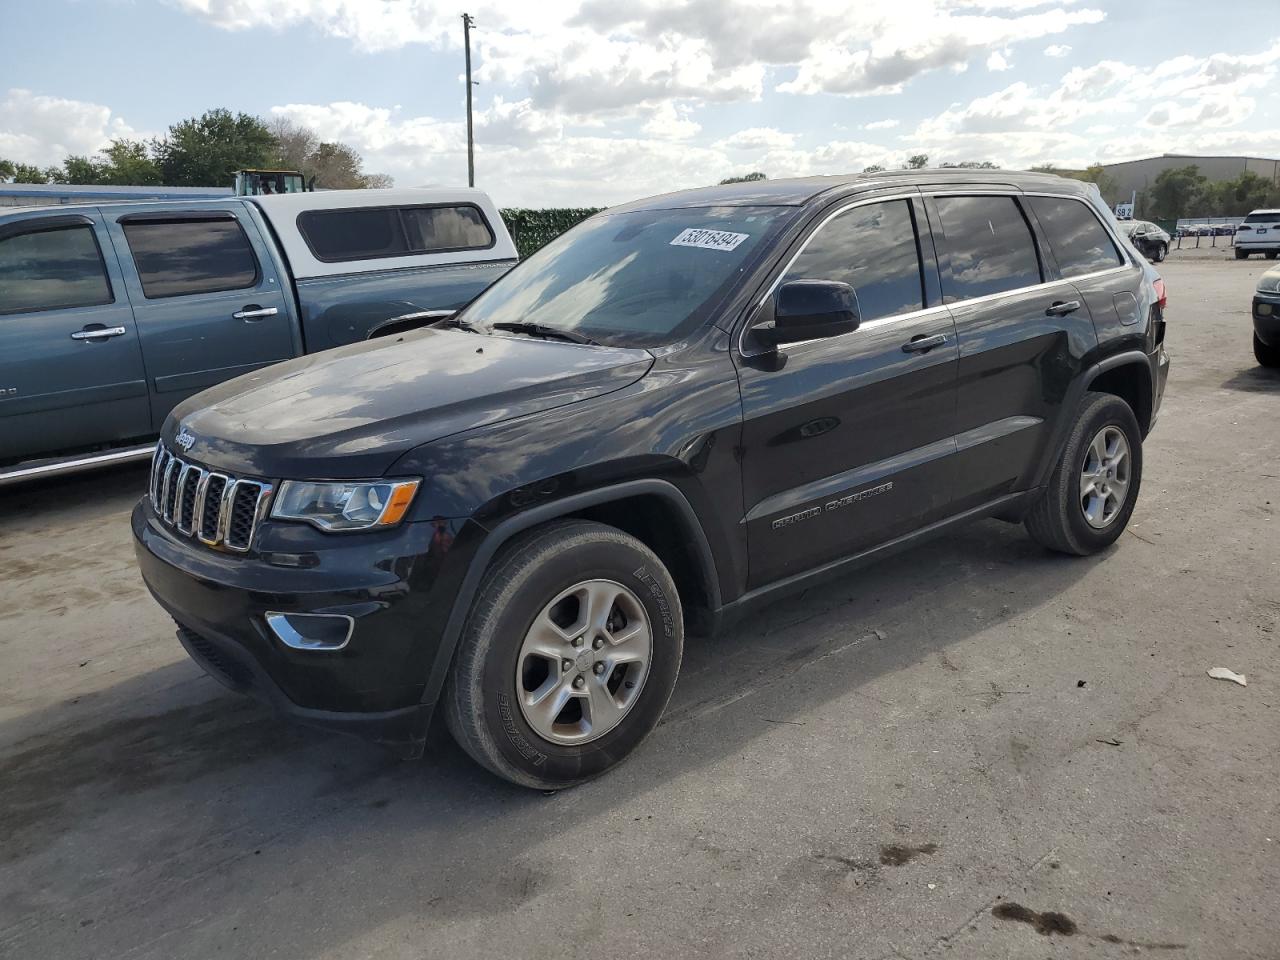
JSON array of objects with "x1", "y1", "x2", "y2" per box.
[
  {"x1": 782, "y1": 199, "x2": 924, "y2": 321},
  {"x1": 298, "y1": 205, "x2": 495, "y2": 263},
  {"x1": 122, "y1": 217, "x2": 259, "y2": 299},
  {"x1": 0, "y1": 224, "x2": 112, "y2": 315},
  {"x1": 1027, "y1": 196, "x2": 1123, "y2": 278},
  {"x1": 933, "y1": 196, "x2": 1042, "y2": 302}
]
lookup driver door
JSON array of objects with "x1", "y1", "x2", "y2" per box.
[{"x1": 735, "y1": 196, "x2": 960, "y2": 589}]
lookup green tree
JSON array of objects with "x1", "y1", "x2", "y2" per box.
[
  {"x1": 154, "y1": 109, "x2": 275, "y2": 187},
  {"x1": 862, "y1": 164, "x2": 886, "y2": 174},
  {"x1": 5, "y1": 162, "x2": 58, "y2": 183},
  {"x1": 60, "y1": 155, "x2": 104, "y2": 184},
  {"x1": 0, "y1": 158, "x2": 14, "y2": 180},
  {"x1": 719, "y1": 171, "x2": 767, "y2": 184},
  {"x1": 97, "y1": 139, "x2": 162, "y2": 185},
  {"x1": 1147, "y1": 165, "x2": 1208, "y2": 220},
  {"x1": 905, "y1": 153, "x2": 929, "y2": 169}
]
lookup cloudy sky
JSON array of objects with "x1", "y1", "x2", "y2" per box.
[{"x1": 3, "y1": 0, "x2": 1279, "y2": 206}]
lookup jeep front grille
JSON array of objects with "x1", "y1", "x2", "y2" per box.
[{"x1": 149, "y1": 443, "x2": 273, "y2": 552}]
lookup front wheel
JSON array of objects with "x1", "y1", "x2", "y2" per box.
[
  {"x1": 1236, "y1": 248, "x2": 1249, "y2": 260},
  {"x1": 1267, "y1": 252, "x2": 1279, "y2": 260},
  {"x1": 1154, "y1": 243, "x2": 1167, "y2": 263},
  {"x1": 445, "y1": 520, "x2": 683, "y2": 789},
  {"x1": 1025, "y1": 392, "x2": 1143, "y2": 556},
  {"x1": 1256, "y1": 332, "x2": 1280, "y2": 368}
]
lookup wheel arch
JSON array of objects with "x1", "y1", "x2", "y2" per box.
[
  {"x1": 1086, "y1": 354, "x2": 1154, "y2": 437},
  {"x1": 419, "y1": 479, "x2": 722, "y2": 710}
]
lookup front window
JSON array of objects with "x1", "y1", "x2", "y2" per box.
[{"x1": 461, "y1": 206, "x2": 794, "y2": 347}]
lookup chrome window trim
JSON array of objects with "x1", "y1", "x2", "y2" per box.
[{"x1": 736, "y1": 186, "x2": 1140, "y2": 358}]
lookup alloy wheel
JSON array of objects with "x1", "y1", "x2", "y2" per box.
[
  {"x1": 1080, "y1": 425, "x2": 1131, "y2": 529},
  {"x1": 515, "y1": 579, "x2": 652, "y2": 744}
]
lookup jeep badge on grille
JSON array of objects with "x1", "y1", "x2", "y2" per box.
[{"x1": 175, "y1": 428, "x2": 196, "y2": 452}]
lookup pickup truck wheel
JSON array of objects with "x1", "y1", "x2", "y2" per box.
[
  {"x1": 1256, "y1": 333, "x2": 1280, "y2": 368},
  {"x1": 444, "y1": 520, "x2": 683, "y2": 789},
  {"x1": 1236, "y1": 248, "x2": 1249, "y2": 260},
  {"x1": 1024, "y1": 392, "x2": 1143, "y2": 556}
]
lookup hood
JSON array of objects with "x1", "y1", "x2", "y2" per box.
[{"x1": 167, "y1": 329, "x2": 653, "y2": 479}]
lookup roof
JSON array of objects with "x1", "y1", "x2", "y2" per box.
[
  {"x1": 606, "y1": 168, "x2": 1091, "y2": 214},
  {"x1": 1100, "y1": 153, "x2": 1280, "y2": 169},
  {"x1": 251, "y1": 186, "x2": 497, "y2": 216},
  {"x1": 0, "y1": 183, "x2": 233, "y2": 199}
]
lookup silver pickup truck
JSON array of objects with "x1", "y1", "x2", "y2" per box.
[{"x1": 0, "y1": 188, "x2": 517, "y2": 484}]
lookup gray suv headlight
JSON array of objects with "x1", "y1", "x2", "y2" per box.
[{"x1": 271, "y1": 479, "x2": 420, "y2": 531}]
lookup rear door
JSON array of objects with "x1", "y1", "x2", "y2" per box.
[
  {"x1": 925, "y1": 192, "x2": 1099, "y2": 512},
  {"x1": 736, "y1": 195, "x2": 960, "y2": 589},
  {"x1": 104, "y1": 206, "x2": 295, "y2": 429},
  {"x1": 0, "y1": 212, "x2": 150, "y2": 463}
]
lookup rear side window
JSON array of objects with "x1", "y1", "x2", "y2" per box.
[
  {"x1": 122, "y1": 217, "x2": 259, "y2": 299},
  {"x1": 1028, "y1": 196, "x2": 1123, "y2": 278},
  {"x1": 0, "y1": 223, "x2": 112, "y2": 315},
  {"x1": 782, "y1": 199, "x2": 924, "y2": 321},
  {"x1": 298, "y1": 204, "x2": 495, "y2": 263},
  {"x1": 933, "y1": 196, "x2": 1041, "y2": 302}
]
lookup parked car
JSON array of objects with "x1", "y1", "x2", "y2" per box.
[
  {"x1": 1253, "y1": 264, "x2": 1280, "y2": 366},
  {"x1": 134, "y1": 170, "x2": 1169, "y2": 788},
  {"x1": 1235, "y1": 209, "x2": 1280, "y2": 260},
  {"x1": 0, "y1": 188, "x2": 516, "y2": 484},
  {"x1": 1118, "y1": 220, "x2": 1170, "y2": 262}
]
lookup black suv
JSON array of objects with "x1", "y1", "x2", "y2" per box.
[{"x1": 133, "y1": 171, "x2": 1170, "y2": 788}]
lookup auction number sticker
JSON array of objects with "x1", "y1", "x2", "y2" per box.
[{"x1": 670, "y1": 227, "x2": 750, "y2": 252}]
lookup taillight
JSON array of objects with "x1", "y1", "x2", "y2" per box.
[
  {"x1": 1153, "y1": 278, "x2": 1167, "y2": 311},
  {"x1": 1238, "y1": 224, "x2": 1253, "y2": 231}
]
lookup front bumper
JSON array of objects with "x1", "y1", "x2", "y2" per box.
[
  {"x1": 132, "y1": 499, "x2": 470, "y2": 750},
  {"x1": 1253, "y1": 292, "x2": 1280, "y2": 346}
]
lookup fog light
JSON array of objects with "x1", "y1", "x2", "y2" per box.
[
  {"x1": 265, "y1": 612, "x2": 354, "y2": 651},
  {"x1": 1258, "y1": 303, "x2": 1273, "y2": 316}
]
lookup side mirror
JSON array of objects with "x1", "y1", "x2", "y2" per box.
[{"x1": 754, "y1": 280, "x2": 860, "y2": 347}]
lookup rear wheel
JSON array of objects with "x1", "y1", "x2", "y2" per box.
[
  {"x1": 1255, "y1": 332, "x2": 1280, "y2": 368},
  {"x1": 1236, "y1": 248, "x2": 1249, "y2": 260},
  {"x1": 1025, "y1": 392, "x2": 1143, "y2": 556},
  {"x1": 1153, "y1": 243, "x2": 1167, "y2": 263},
  {"x1": 445, "y1": 520, "x2": 683, "y2": 789},
  {"x1": 1267, "y1": 252, "x2": 1279, "y2": 260}
]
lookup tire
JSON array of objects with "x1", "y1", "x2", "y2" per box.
[
  {"x1": 1154, "y1": 243, "x2": 1167, "y2": 263},
  {"x1": 1267, "y1": 252, "x2": 1278, "y2": 260},
  {"x1": 1255, "y1": 332, "x2": 1280, "y2": 368},
  {"x1": 1236, "y1": 248, "x2": 1249, "y2": 260},
  {"x1": 445, "y1": 520, "x2": 683, "y2": 789},
  {"x1": 1025, "y1": 392, "x2": 1143, "y2": 556}
]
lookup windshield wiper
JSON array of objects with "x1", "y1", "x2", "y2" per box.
[
  {"x1": 489, "y1": 321, "x2": 601, "y2": 346},
  {"x1": 428, "y1": 314, "x2": 481, "y2": 333}
]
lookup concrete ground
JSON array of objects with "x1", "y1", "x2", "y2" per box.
[{"x1": 2, "y1": 248, "x2": 1277, "y2": 960}]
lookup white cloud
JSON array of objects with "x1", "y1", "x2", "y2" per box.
[
  {"x1": 1044, "y1": 44, "x2": 1071, "y2": 57},
  {"x1": 864, "y1": 118, "x2": 900, "y2": 130},
  {"x1": 641, "y1": 102, "x2": 701, "y2": 140},
  {"x1": 0, "y1": 88, "x2": 141, "y2": 166},
  {"x1": 986, "y1": 50, "x2": 1011, "y2": 71},
  {"x1": 716, "y1": 127, "x2": 796, "y2": 151}
]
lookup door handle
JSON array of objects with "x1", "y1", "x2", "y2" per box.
[
  {"x1": 1045, "y1": 300, "x2": 1082, "y2": 317},
  {"x1": 901, "y1": 333, "x2": 949, "y2": 353},
  {"x1": 233, "y1": 306, "x2": 279, "y2": 320},
  {"x1": 70, "y1": 326, "x2": 126, "y2": 341}
]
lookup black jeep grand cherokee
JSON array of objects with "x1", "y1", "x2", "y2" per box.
[{"x1": 134, "y1": 170, "x2": 1169, "y2": 788}]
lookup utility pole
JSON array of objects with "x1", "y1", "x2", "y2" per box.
[{"x1": 463, "y1": 12, "x2": 476, "y2": 187}]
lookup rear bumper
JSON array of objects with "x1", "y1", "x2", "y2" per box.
[
  {"x1": 132, "y1": 499, "x2": 474, "y2": 750},
  {"x1": 1254, "y1": 292, "x2": 1280, "y2": 345}
]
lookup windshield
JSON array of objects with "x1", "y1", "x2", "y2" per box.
[{"x1": 461, "y1": 206, "x2": 793, "y2": 347}]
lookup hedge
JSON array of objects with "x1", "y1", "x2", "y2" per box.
[{"x1": 500, "y1": 207, "x2": 603, "y2": 258}]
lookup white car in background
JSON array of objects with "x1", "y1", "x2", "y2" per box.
[{"x1": 1235, "y1": 209, "x2": 1280, "y2": 260}]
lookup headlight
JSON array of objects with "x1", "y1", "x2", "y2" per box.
[
  {"x1": 271, "y1": 479, "x2": 420, "y2": 531},
  {"x1": 1258, "y1": 273, "x2": 1280, "y2": 295}
]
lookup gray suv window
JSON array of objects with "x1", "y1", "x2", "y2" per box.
[
  {"x1": 123, "y1": 217, "x2": 259, "y2": 299},
  {"x1": 0, "y1": 224, "x2": 112, "y2": 315},
  {"x1": 783, "y1": 199, "x2": 924, "y2": 321},
  {"x1": 1028, "y1": 196, "x2": 1123, "y2": 278},
  {"x1": 298, "y1": 204, "x2": 494, "y2": 262},
  {"x1": 934, "y1": 196, "x2": 1041, "y2": 302}
]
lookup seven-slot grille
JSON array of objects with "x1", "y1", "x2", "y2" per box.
[{"x1": 149, "y1": 443, "x2": 273, "y2": 552}]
